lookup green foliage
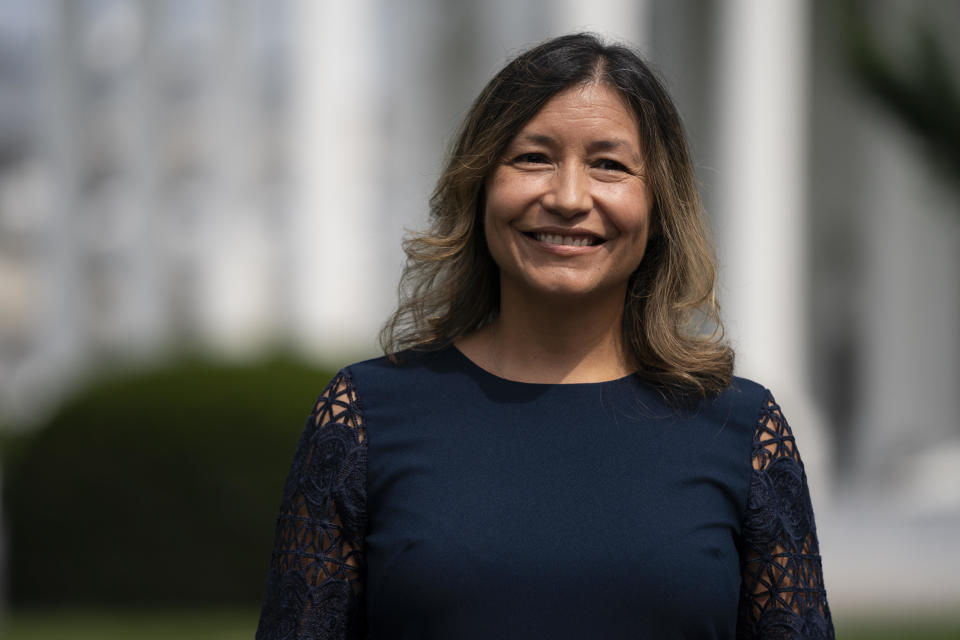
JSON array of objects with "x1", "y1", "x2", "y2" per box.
[
  {"x1": 2, "y1": 356, "x2": 337, "y2": 607},
  {"x1": 835, "y1": 615, "x2": 960, "y2": 640},
  {"x1": 1, "y1": 608, "x2": 259, "y2": 640}
]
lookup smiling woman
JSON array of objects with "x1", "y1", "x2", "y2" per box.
[
  {"x1": 256, "y1": 33, "x2": 834, "y2": 639},
  {"x1": 475, "y1": 82, "x2": 653, "y2": 381},
  {"x1": 383, "y1": 35, "x2": 731, "y2": 394}
]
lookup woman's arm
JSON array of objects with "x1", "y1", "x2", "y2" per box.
[
  {"x1": 256, "y1": 370, "x2": 367, "y2": 640},
  {"x1": 737, "y1": 391, "x2": 834, "y2": 639}
]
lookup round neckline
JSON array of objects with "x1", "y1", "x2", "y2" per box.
[{"x1": 447, "y1": 343, "x2": 637, "y2": 388}]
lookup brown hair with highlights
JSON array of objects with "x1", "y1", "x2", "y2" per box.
[{"x1": 380, "y1": 33, "x2": 733, "y2": 400}]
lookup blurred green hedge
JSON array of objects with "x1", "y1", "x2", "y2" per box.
[{"x1": 2, "y1": 356, "x2": 337, "y2": 607}]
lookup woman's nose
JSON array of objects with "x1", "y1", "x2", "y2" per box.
[{"x1": 542, "y1": 164, "x2": 592, "y2": 217}]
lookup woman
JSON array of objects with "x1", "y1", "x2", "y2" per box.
[{"x1": 256, "y1": 34, "x2": 834, "y2": 639}]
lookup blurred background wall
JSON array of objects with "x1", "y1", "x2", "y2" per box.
[{"x1": 0, "y1": 0, "x2": 958, "y2": 628}]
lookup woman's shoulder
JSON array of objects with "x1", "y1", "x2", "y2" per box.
[
  {"x1": 725, "y1": 375, "x2": 769, "y2": 407},
  {"x1": 343, "y1": 347, "x2": 450, "y2": 376},
  {"x1": 336, "y1": 346, "x2": 460, "y2": 396},
  {"x1": 691, "y1": 375, "x2": 772, "y2": 435}
]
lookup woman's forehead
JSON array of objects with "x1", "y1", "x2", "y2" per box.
[{"x1": 508, "y1": 84, "x2": 643, "y2": 157}]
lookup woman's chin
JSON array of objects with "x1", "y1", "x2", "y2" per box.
[{"x1": 506, "y1": 277, "x2": 626, "y2": 305}]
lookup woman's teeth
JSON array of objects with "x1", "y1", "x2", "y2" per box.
[{"x1": 534, "y1": 233, "x2": 596, "y2": 247}]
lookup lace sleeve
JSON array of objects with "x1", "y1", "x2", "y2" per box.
[
  {"x1": 256, "y1": 371, "x2": 367, "y2": 640},
  {"x1": 737, "y1": 391, "x2": 834, "y2": 639}
]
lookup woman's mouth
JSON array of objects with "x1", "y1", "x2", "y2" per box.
[{"x1": 528, "y1": 232, "x2": 603, "y2": 247}]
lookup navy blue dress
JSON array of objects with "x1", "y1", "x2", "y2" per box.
[{"x1": 256, "y1": 347, "x2": 833, "y2": 639}]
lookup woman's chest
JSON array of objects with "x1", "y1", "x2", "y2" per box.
[{"x1": 362, "y1": 400, "x2": 752, "y2": 639}]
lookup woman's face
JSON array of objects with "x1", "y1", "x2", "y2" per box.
[{"x1": 484, "y1": 83, "x2": 653, "y2": 305}]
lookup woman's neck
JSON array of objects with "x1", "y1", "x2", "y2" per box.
[{"x1": 457, "y1": 285, "x2": 633, "y2": 384}]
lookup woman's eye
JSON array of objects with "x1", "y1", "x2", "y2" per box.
[
  {"x1": 595, "y1": 159, "x2": 629, "y2": 172},
  {"x1": 513, "y1": 152, "x2": 549, "y2": 164}
]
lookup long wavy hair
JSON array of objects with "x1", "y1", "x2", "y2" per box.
[{"x1": 380, "y1": 33, "x2": 734, "y2": 399}]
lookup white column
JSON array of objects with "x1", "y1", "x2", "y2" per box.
[
  {"x1": 855, "y1": 111, "x2": 960, "y2": 509},
  {"x1": 715, "y1": 1, "x2": 828, "y2": 490},
  {"x1": 197, "y1": 0, "x2": 275, "y2": 356},
  {"x1": 716, "y1": 0, "x2": 809, "y2": 390},
  {"x1": 288, "y1": 0, "x2": 381, "y2": 358}
]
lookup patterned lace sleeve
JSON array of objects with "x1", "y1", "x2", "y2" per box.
[
  {"x1": 737, "y1": 391, "x2": 834, "y2": 639},
  {"x1": 256, "y1": 370, "x2": 367, "y2": 640}
]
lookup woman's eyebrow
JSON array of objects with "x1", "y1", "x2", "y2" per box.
[
  {"x1": 587, "y1": 139, "x2": 642, "y2": 162},
  {"x1": 514, "y1": 133, "x2": 555, "y2": 147}
]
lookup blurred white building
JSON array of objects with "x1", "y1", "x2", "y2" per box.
[
  {"x1": 0, "y1": 0, "x2": 958, "y2": 617},
  {"x1": 0, "y1": 0, "x2": 295, "y2": 425}
]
